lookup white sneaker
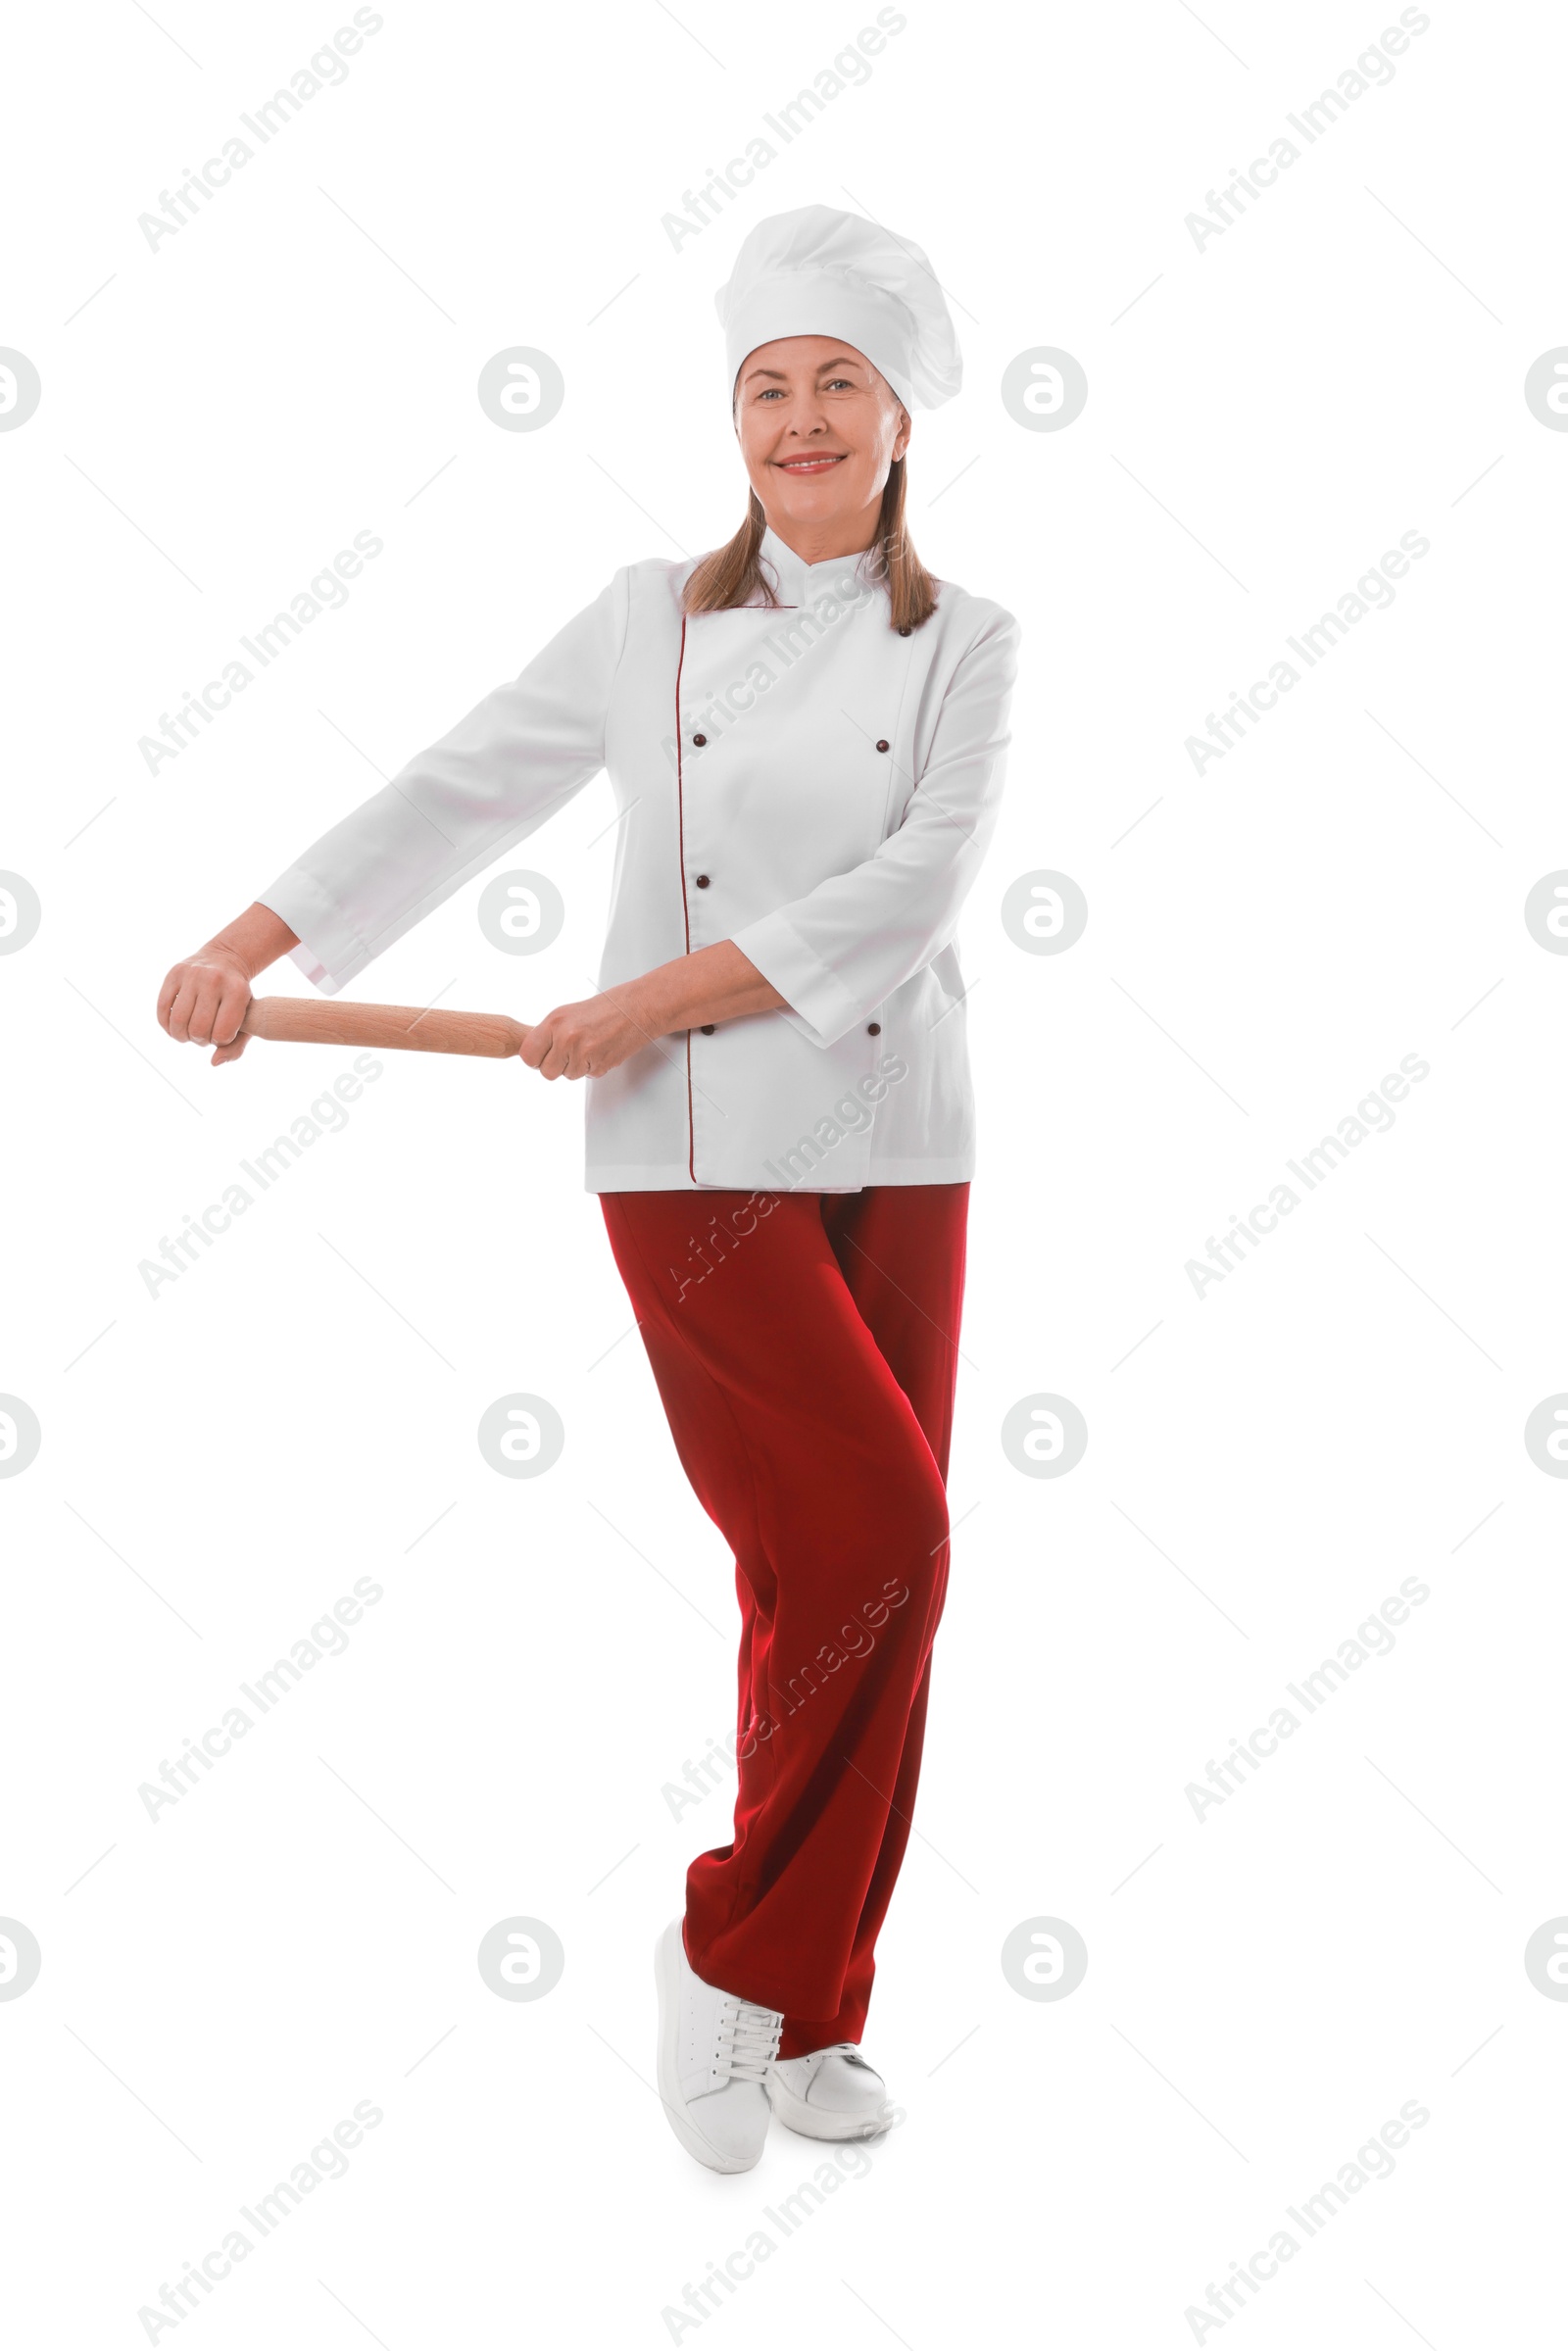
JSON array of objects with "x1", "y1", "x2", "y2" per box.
[
  {"x1": 654, "y1": 1918, "x2": 783, "y2": 2174},
  {"x1": 766, "y1": 2042, "x2": 892, "y2": 2140}
]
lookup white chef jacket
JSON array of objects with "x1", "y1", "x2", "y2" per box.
[{"x1": 258, "y1": 526, "x2": 1020, "y2": 1193}]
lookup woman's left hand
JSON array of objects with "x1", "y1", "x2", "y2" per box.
[
  {"x1": 519, "y1": 944, "x2": 781, "y2": 1079},
  {"x1": 519, "y1": 986, "x2": 655, "y2": 1080}
]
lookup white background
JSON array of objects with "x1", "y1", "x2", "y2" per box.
[{"x1": 2, "y1": 0, "x2": 1564, "y2": 2342}]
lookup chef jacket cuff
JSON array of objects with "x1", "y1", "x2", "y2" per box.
[
  {"x1": 256, "y1": 873, "x2": 365, "y2": 1000},
  {"x1": 730, "y1": 910, "x2": 864, "y2": 1051}
]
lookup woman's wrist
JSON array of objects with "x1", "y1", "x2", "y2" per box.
[
  {"x1": 616, "y1": 962, "x2": 691, "y2": 1042},
  {"x1": 619, "y1": 942, "x2": 782, "y2": 1041},
  {"x1": 197, "y1": 902, "x2": 300, "y2": 984}
]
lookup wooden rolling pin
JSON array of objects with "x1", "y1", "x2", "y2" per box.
[{"x1": 241, "y1": 997, "x2": 530, "y2": 1058}]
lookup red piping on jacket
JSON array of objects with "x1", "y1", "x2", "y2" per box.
[{"x1": 673, "y1": 612, "x2": 695, "y2": 1183}]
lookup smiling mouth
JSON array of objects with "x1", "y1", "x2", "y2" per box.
[{"x1": 775, "y1": 454, "x2": 846, "y2": 473}]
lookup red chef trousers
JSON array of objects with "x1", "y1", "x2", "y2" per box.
[{"x1": 600, "y1": 1181, "x2": 968, "y2": 2060}]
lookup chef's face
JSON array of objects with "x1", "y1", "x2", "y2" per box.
[{"x1": 733, "y1": 336, "x2": 909, "y2": 541}]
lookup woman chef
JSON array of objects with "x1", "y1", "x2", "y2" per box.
[{"x1": 157, "y1": 204, "x2": 1021, "y2": 2177}]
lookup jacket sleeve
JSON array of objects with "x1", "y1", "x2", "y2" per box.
[
  {"x1": 730, "y1": 602, "x2": 1021, "y2": 1049},
  {"x1": 257, "y1": 568, "x2": 630, "y2": 995}
]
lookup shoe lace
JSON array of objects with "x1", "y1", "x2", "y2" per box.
[{"x1": 715, "y1": 1994, "x2": 783, "y2": 2084}]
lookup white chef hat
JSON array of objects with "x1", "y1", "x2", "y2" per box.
[{"x1": 714, "y1": 203, "x2": 962, "y2": 415}]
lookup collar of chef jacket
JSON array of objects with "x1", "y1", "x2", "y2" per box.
[{"x1": 753, "y1": 523, "x2": 881, "y2": 611}]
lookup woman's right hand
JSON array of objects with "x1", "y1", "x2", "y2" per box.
[
  {"x1": 156, "y1": 906, "x2": 299, "y2": 1066},
  {"x1": 157, "y1": 950, "x2": 255, "y2": 1064}
]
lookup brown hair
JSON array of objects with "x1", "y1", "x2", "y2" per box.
[{"x1": 681, "y1": 453, "x2": 939, "y2": 634}]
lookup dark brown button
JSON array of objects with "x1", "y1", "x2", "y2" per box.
[
  {"x1": 898, "y1": 626, "x2": 911, "y2": 637},
  {"x1": 867, "y1": 1022, "x2": 881, "y2": 1036},
  {"x1": 693, "y1": 733, "x2": 707, "y2": 746},
  {"x1": 700, "y1": 1023, "x2": 715, "y2": 1036},
  {"x1": 694, "y1": 873, "x2": 710, "y2": 888},
  {"x1": 875, "y1": 739, "x2": 889, "y2": 753}
]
